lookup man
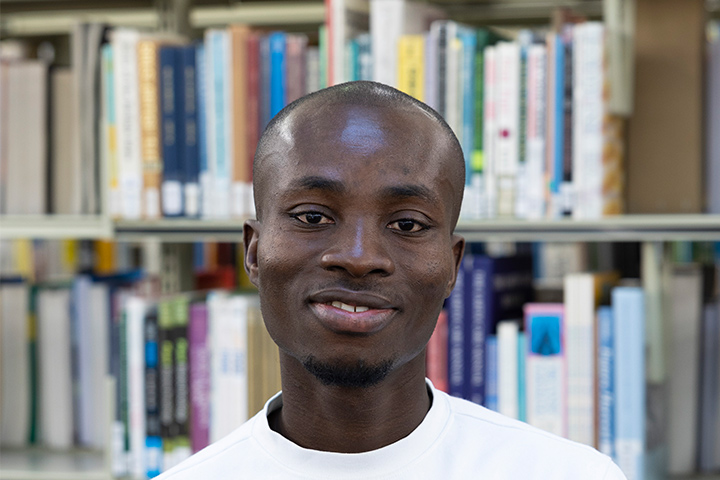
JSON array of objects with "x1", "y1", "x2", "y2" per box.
[{"x1": 158, "y1": 81, "x2": 626, "y2": 479}]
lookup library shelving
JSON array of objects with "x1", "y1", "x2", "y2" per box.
[{"x1": 2, "y1": 1, "x2": 720, "y2": 480}]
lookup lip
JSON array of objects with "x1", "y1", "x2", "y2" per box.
[{"x1": 309, "y1": 289, "x2": 397, "y2": 334}]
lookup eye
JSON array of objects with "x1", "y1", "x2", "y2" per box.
[
  {"x1": 292, "y1": 212, "x2": 334, "y2": 225},
  {"x1": 387, "y1": 219, "x2": 428, "y2": 233}
]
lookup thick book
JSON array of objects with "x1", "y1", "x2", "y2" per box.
[
  {"x1": 113, "y1": 29, "x2": 144, "y2": 220},
  {"x1": 50, "y1": 68, "x2": 82, "y2": 215},
  {"x1": 159, "y1": 45, "x2": 184, "y2": 217},
  {"x1": 125, "y1": 296, "x2": 147, "y2": 479},
  {"x1": 524, "y1": 303, "x2": 566, "y2": 437},
  {"x1": 269, "y1": 31, "x2": 287, "y2": 119},
  {"x1": 397, "y1": 35, "x2": 425, "y2": 101},
  {"x1": 524, "y1": 43, "x2": 547, "y2": 220},
  {"x1": 189, "y1": 301, "x2": 211, "y2": 453},
  {"x1": 497, "y1": 320, "x2": 520, "y2": 419},
  {"x1": 37, "y1": 285, "x2": 74, "y2": 449},
  {"x1": 180, "y1": 45, "x2": 200, "y2": 218},
  {"x1": 612, "y1": 286, "x2": 646, "y2": 480},
  {"x1": 0, "y1": 280, "x2": 31, "y2": 447},
  {"x1": 494, "y1": 41, "x2": 520, "y2": 218},
  {"x1": 230, "y1": 26, "x2": 250, "y2": 219}
]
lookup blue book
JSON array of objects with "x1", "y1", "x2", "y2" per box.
[
  {"x1": 446, "y1": 258, "x2": 467, "y2": 399},
  {"x1": 597, "y1": 306, "x2": 615, "y2": 460},
  {"x1": 145, "y1": 307, "x2": 163, "y2": 478},
  {"x1": 195, "y1": 43, "x2": 211, "y2": 218},
  {"x1": 612, "y1": 286, "x2": 645, "y2": 480},
  {"x1": 269, "y1": 32, "x2": 287, "y2": 119},
  {"x1": 467, "y1": 254, "x2": 533, "y2": 405},
  {"x1": 180, "y1": 45, "x2": 199, "y2": 218},
  {"x1": 484, "y1": 335, "x2": 498, "y2": 412},
  {"x1": 356, "y1": 33, "x2": 372, "y2": 81},
  {"x1": 458, "y1": 26, "x2": 476, "y2": 184},
  {"x1": 210, "y1": 30, "x2": 231, "y2": 218},
  {"x1": 551, "y1": 33, "x2": 564, "y2": 209},
  {"x1": 517, "y1": 331, "x2": 527, "y2": 423},
  {"x1": 159, "y1": 46, "x2": 183, "y2": 217}
]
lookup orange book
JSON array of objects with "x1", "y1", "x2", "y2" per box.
[{"x1": 230, "y1": 25, "x2": 250, "y2": 218}]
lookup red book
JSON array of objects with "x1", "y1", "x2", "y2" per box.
[{"x1": 427, "y1": 310, "x2": 449, "y2": 393}]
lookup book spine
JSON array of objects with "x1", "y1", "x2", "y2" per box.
[
  {"x1": 189, "y1": 302, "x2": 210, "y2": 453},
  {"x1": 517, "y1": 331, "x2": 527, "y2": 422},
  {"x1": 370, "y1": 0, "x2": 403, "y2": 87},
  {"x1": 525, "y1": 44, "x2": 547, "y2": 220},
  {"x1": 159, "y1": 46, "x2": 183, "y2": 217},
  {"x1": 397, "y1": 35, "x2": 425, "y2": 101},
  {"x1": 137, "y1": 40, "x2": 163, "y2": 219},
  {"x1": 446, "y1": 259, "x2": 466, "y2": 399},
  {"x1": 460, "y1": 28, "x2": 476, "y2": 187},
  {"x1": 444, "y1": 26, "x2": 461, "y2": 138},
  {"x1": 113, "y1": 29, "x2": 143, "y2": 220},
  {"x1": 524, "y1": 303, "x2": 566, "y2": 437},
  {"x1": 71, "y1": 276, "x2": 94, "y2": 446},
  {"x1": 246, "y1": 33, "x2": 261, "y2": 219},
  {"x1": 597, "y1": 305, "x2": 615, "y2": 460},
  {"x1": 495, "y1": 41, "x2": 520, "y2": 218},
  {"x1": 144, "y1": 307, "x2": 163, "y2": 478},
  {"x1": 483, "y1": 45, "x2": 497, "y2": 218},
  {"x1": 497, "y1": 320, "x2": 519, "y2": 419},
  {"x1": 468, "y1": 254, "x2": 487, "y2": 405},
  {"x1": 259, "y1": 35, "x2": 272, "y2": 132},
  {"x1": 560, "y1": 26, "x2": 574, "y2": 217},
  {"x1": 209, "y1": 29, "x2": 232, "y2": 219},
  {"x1": 172, "y1": 297, "x2": 191, "y2": 466},
  {"x1": 612, "y1": 287, "x2": 646, "y2": 480},
  {"x1": 125, "y1": 296, "x2": 147, "y2": 479},
  {"x1": 269, "y1": 32, "x2": 287, "y2": 118},
  {"x1": 198, "y1": 38, "x2": 213, "y2": 218},
  {"x1": 286, "y1": 34, "x2": 308, "y2": 103},
  {"x1": 551, "y1": 33, "x2": 565, "y2": 218},
  {"x1": 181, "y1": 45, "x2": 200, "y2": 218},
  {"x1": 514, "y1": 33, "x2": 530, "y2": 220},
  {"x1": 230, "y1": 26, "x2": 250, "y2": 219},
  {"x1": 158, "y1": 299, "x2": 176, "y2": 471},
  {"x1": 426, "y1": 309, "x2": 449, "y2": 393},
  {"x1": 484, "y1": 335, "x2": 498, "y2": 411}
]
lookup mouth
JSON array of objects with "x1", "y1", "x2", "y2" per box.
[{"x1": 309, "y1": 290, "x2": 397, "y2": 334}]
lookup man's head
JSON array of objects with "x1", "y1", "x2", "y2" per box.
[{"x1": 244, "y1": 81, "x2": 466, "y2": 389}]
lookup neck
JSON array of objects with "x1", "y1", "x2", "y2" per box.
[{"x1": 270, "y1": 352, "x2": 431, "y2": 453}]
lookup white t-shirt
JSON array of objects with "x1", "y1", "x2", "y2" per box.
[{"x1": 157, "y1": 380, "x2": 627, "y2": 479}]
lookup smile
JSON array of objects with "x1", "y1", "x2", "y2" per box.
[{"x1": 330, "y1": 301, "x2": 369, "y2": 313}]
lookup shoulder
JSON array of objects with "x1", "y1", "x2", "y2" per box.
[
  {"x1": 154, "y1": 418, "x2": 256, "y2": 480},
  {"x1": 437, "y1": 391, "x2": 626, "y2": 479}
]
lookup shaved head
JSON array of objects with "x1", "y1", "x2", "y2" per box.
[{"x1": 252, "y1": 81, "x2": 466, "y2": 228}]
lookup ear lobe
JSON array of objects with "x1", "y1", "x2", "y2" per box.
[
  {"x1": 445, "y1": 234, "x2": 466, "y2": 298},
  {"x1": 243, "y1": 219, "x2": 261, "y2": 287}
]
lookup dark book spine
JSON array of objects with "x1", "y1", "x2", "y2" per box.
[
  {"x1": 173, "y1": 297, "x2": 190, "y2": 458},
  {"x1": 447, "y1": 257, "x2": 466, "y2": 399},
  {"x1": 160, "y1": 46, "x2": 183, "y2": 217},
  {"x1": 145, "y1": 307, "x2": 162, "y2": 477},
  {"x1": 158, "y1": 299, "x2": 176, "y2": 460},
  {"x1": 181, "y1": 46, "x2": 199, "y2": 217}
]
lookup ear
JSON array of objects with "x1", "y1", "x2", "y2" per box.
[
  {"x1": 243, "y1": 219, "x2": 261, "y2": 287},
  {"x1": 445, "y1": 234, "x2": 466, "y2": 298}
]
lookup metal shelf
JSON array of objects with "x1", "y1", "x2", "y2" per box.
[
  {"x1": 0, "y1": 1, "x2": 325, "y2": 37},
  {"x1": 0, "y1": 216, "x2": 114, "y2": 240},
  {"x1": 0, "y1": 448, "x2": 111, "y2": 480},
  {"x1": 3, "y1": 214, "x2": 720, "y2": 242}
]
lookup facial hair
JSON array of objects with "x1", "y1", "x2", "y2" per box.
[{"x1": 302, "y1": 355, "x2": 395, "y2": 389}]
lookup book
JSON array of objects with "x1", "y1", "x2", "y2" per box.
[
  {"x1": 159, "y1": 45, "x2": 184, "y2": 217},
  {"x1": 0, "y1": 280, "x2": 31, "y2": 447},
  {"x1": 497, "y1": 320, "x2": 520, "y2": 419},
  {"x1": 666, "y1": 264, "x2": 703, "y2": 475},
  {"x1": 113, "y1": 29, "x2": 144, "y2": 220},
  {"x1": 426, "y1": 310, "x2": 449, "y2": 393},
  {"x1": 5, "y1": 60, "x2": 48, "y2": 215},
  {"x1": 230, "y1": 26, "x2": 250, "y2": 219},
  {"x1": 180, "y1": 45, "x2": 200, "y2": 218},
  {"x1": 37, "y1": 285, "x2": 74, "y2": 449},
  {"x1": 597, "y1": 306, "x2": 615, "y2": 459},
  {"x1": 189, "y1": 301, "x2": 210, "y2": 453},
  {"x1": 397, "y1": 35, "x2": 425, "y2": 101},
  {"x1": 484, "y1": 335, "x2": 498, "y2": 412},
  {"x1": 707, "y1": 22, "x2": 720, "y2": 214},
  {"x1": 327, "y1": 0, "x2": 369, "y2": 86},
  {"x1": 446, "y1": 257, "x2": 466, "y2": 399},
  {"x1": 524, "y1": 43, "x2": 547, "y2": 220},
  {"x1": 612, "y1": 286, "x2": 646, "y2": 480},
  {"x1": 50, "y1": 68, "x2": 82, "y2": 215},
  {"x1": 699, "y1": 301, "x2": 720, "y2": 472},
  {"x1": 524, "y1": 303, "x2": 566, "y2": 437},
  {"x1": 125, "y1": 295, "x2": 147, "y2": 478},
  {"x1": 144, "y1": 307, "x2": 163, "y2": 478}
]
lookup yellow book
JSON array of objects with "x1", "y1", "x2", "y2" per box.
[
  {"x1": 397, "y1": 35, "x2": 425, "y2": 102},
  {"x1": 94, "y1": 240, "x2": 116, "y2": 275}
]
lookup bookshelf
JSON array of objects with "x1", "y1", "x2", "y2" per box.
[{"x1": 2, "y1": 1, "x2": 720, "y2": 480}]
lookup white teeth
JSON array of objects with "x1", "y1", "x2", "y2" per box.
[{"x1": 330, "y1": 301, "x2": 369, "y2": 313}]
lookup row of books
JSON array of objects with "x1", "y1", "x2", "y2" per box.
[
  {"x1": 426, "y1": 250, "x2": 720, "y2": 479},
  {"x1": 0, "y1": 272, "x2": 278, "y2": 480}
]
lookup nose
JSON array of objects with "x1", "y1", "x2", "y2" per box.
[{"x1": 319, "y1": 219, "x2": 394, "y2": 278}]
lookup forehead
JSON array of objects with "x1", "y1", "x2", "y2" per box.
[{"x1": 263, "y1": 102, "x2": 456, "y2": 193}]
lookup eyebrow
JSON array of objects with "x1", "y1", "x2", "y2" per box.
[
  {"x1": 380, "y1": 184, "x2": 439, "y2": 204},
  {"x1": 288, "y1": 176, "x2": 347, "y2": 194}
]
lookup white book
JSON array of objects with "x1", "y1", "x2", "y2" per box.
[
  {"x1": 6, "y1": 60, "x2": 47, "y2": 215},
  {"x1": 330, "y1": 0, "x2": 369, "y2": 86},
  {"x1": 370, "y1": 0, "x2": 440, "y2": 87},
  {"x1": 209, "y1": 292, "x2": 249, "y2": 442},
  {"x1": 125, "y1": 296, "x2": 147, "y2": 479},
  {"x1": 445, "y1": 29, "x2": 462, "y2": 142},
  {"x1": 37, "y1": 287, "x2": 74, "y2": 450},
  {"x1": 572, "y1": 22, "x2": 605, "y2": 220},
  {"x1": 524, "y1": 44, "x2": 547, "y2": 220},
  {"x1": 0, "y1": 282, "x2": 30, "y2": 447},
  {"x1": 495, "y1": 41, "x2": 520, "y2": 218},
  {"x1": 112, "y1": 29, "x2": 143, "y2": 220},
  {"x1": 497, "y1": 320, "x2": 519, "y2": 420},
  {"x1": 563, "y1": 273, "x2": 596, "y2": 446},
  {"x1": 667, "y1": 264, "x2": 703, "y2": 475}
]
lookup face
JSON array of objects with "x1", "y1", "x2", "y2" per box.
[{"x1": 244, "y1": 102, "x2": 465, "y2": 388}]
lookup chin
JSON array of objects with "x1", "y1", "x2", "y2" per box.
[{"x1": 302, "y1": 355, "x2": 395, "y2": 389}]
